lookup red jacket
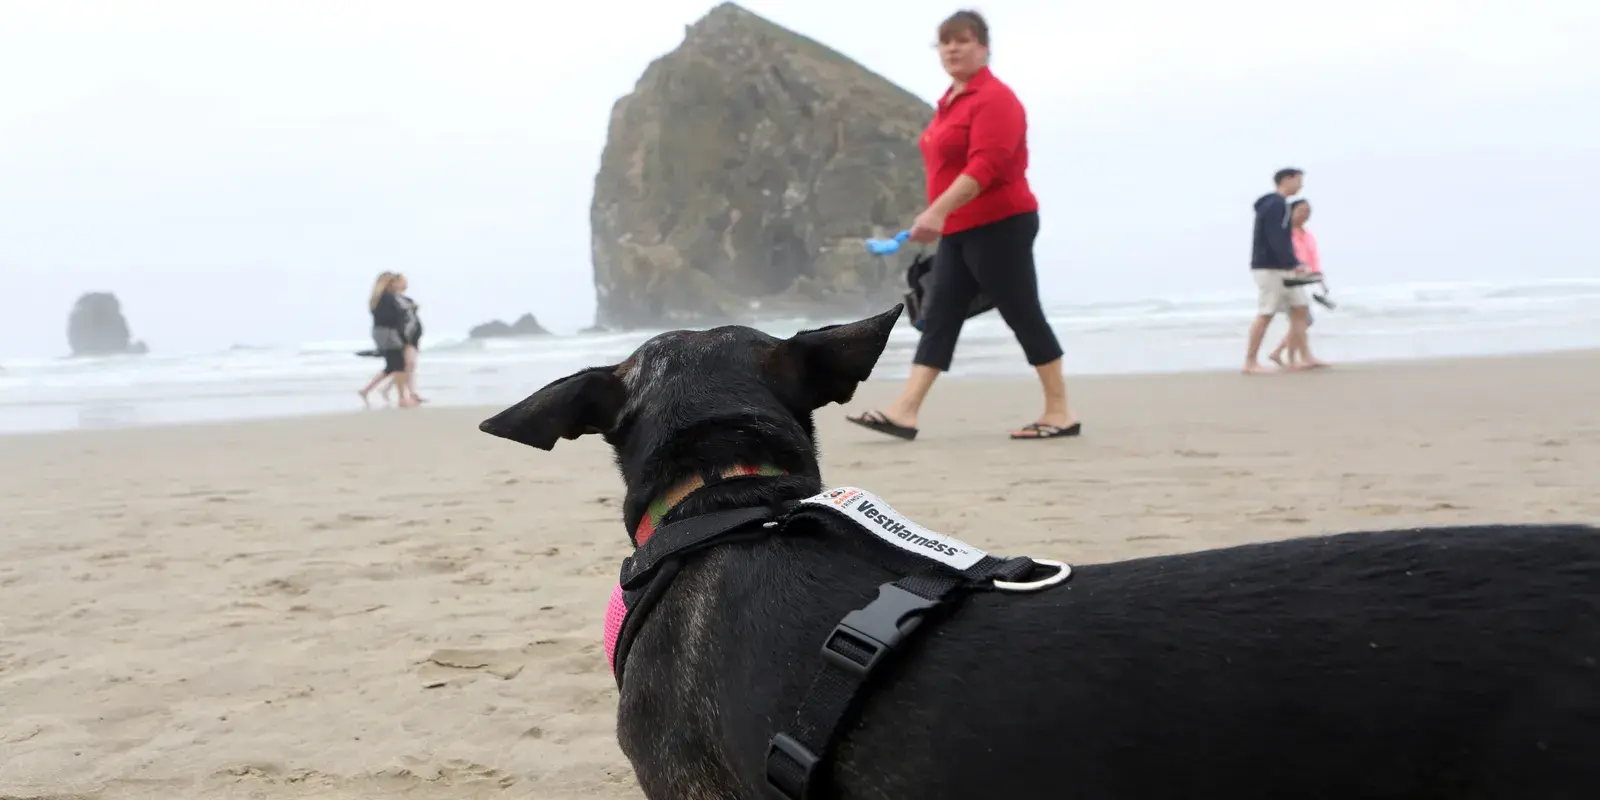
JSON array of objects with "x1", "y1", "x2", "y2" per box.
[{"x1": 920, "y1": 66, "x2": 1039, "y2": 235}]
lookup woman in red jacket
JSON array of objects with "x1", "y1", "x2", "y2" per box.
[{"x1": 848, "y1": 10, "x2": 1078, "y2": 441}]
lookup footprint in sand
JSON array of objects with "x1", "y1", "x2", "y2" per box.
[
  {"x1": 418, "y1": 648, "x2": 527, "y2": 686},
  {"x1": 251, "y1": 576, "x2": 311, "y2": 597}
]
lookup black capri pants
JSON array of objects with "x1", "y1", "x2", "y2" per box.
[{"x1": 912, "y1": 210, "x2": 1063, "y2": 371}]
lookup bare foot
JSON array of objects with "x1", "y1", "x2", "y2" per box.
[
  {"x1": 1267, "y1": 352, "x2": 1284, "y2": 367},
  {"x1": 358, "y1": 389, "x2": 371, "y2": 408},
  {"x1": 1241, "y1": 363, "x2": 1275, "y2": 375},
  {"x1": 399, "y1": 397, "x2": 421, "y2": 408}
]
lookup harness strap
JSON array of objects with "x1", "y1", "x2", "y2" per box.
[
  {"x1": 764, "y1": 555, "x2": 1036, "y2": 800},
  {"x1": 612, "y1": 505, "x2": 785, "y2": 688},
  {"x1": 620, "y1": 505, "x2": 780, "y2": 590}
]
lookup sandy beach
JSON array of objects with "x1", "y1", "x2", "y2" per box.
[{"x1": 3, "y1": 351, "x2": 1598, "y2": 800}]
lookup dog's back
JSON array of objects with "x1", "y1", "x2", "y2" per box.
[
  {"x1": 626, "y1": 521, "x2": 1600, "y2": 799},
  {"x1": 837, "y1": 522, "x2": 1599, "y2": 798}
]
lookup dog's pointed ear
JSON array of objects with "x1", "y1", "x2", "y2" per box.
[
  {"x1": 775, "y1": 304, "x2": 903, "y2": 409},
  {"x1": 479, "y1": 365, "x2": 627, "y2": 450}
]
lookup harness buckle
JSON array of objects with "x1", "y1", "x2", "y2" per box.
[
  {"x1": 765, "y1": 732, "x2": 821, "y2": 800},
  {"x1": 821, "y1": 583, "x2": 941, "y2": 680}
]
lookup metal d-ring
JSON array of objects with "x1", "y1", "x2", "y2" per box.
[{"x1": 992, "y1": 559, "x2": 1072, "y2": 593}]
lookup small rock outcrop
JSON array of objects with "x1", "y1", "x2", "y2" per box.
[
  {"x1": 468, "y1": 313, "x2": 550, "y2": 339},
  {"x1": 590, "y1": 2, "x2": 933, "y2": 329},
  {"x1": 67, "y1": 292, "x2": 148, "y2": 356}
]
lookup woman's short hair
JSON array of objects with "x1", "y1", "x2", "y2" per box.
[{"x1": 938, "y1": 10, "x2": 989, "y2": 46}]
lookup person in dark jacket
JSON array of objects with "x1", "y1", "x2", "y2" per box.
[
  {"x1": 1243, "y1": 167, "x2": 1309, "y2": 374},
  {"x1": 357, "y1": 271, "x2": 419, "y2": 407}
]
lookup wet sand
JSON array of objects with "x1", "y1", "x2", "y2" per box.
[{"x1": 2, "y1": 351, "x2": 1597, "y2": 799}]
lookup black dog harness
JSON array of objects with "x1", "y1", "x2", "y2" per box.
[{"x1": 609, "y1": 486, "x2": 1072, "y2": 800}]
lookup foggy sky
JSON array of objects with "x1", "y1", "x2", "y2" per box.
[{"x1": 2, "y1": 0, "x2": 1595, "y2": 358}]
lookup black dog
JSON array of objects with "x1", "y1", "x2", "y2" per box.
[{"x1": 481, "y1": 305, "x2": 1600, "y2": 799}]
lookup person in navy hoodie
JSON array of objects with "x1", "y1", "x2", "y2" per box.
[{"x1": 1243, "y1": 167, "x2": 1309, "y2": 374}]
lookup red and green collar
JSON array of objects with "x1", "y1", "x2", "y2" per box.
[{"x1": 633, "y1": 464, "x2": 787, "y2": 546}]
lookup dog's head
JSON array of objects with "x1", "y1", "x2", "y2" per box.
[{"x1": 480, "y1": 305, "x2": 903, "y2": 533}]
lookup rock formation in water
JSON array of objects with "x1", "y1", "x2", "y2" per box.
[
  {"x1": 66, "y1": 292, "x2": 149, "y2": 356},
  {"x1": 589, "y1": 2, "x2": 933, "y2": 329},
  {"x1": 468, "y1": 313, "x2": 550, "y2": 339}
]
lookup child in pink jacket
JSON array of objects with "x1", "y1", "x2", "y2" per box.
[
  {"x1": 1270, "y1": 199, "x2": 1331, "y2": 368},
  {"x1": 1293, "y1": 220, "x2": 1320, "y2": 276}
]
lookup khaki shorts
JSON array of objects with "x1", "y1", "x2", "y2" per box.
[{"x1": 1252, "y1": 269, "x2": 1310, "y2": 316}]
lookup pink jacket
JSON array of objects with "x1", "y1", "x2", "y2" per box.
[{"x1": 1292, "y1": 228, "x2": 1321, "y2": 273}]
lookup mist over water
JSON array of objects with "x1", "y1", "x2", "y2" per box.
[{"x1": 5, "y1": 276, "x2": 1597, "y2": 435}]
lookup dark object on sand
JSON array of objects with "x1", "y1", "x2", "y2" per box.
[
  {"x1": 902, "y1": 252, "x2": 994, "y2": 332},
  {"x1": 477, "y1": 304, "x2": 1600, "y2": 800}
]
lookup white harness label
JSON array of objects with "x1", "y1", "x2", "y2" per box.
[{"x1": 799, "y1": 487, "x2": 987, "y2": 571}]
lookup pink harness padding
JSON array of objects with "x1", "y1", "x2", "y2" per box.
[{"x1": 603, "y1": 583, "x2": 627, "y2": 671}]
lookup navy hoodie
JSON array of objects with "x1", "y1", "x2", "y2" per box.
[{"x1": 1251, "y1": 193, "x2": 1299, "y2": 269}]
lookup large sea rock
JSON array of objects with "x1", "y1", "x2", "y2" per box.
[
  {"x1": 589, "y1": 2, "x2": 933, "y2": 330},
  {"x1": 66, "y1": 292, "x2": 148, "y2": 356}
]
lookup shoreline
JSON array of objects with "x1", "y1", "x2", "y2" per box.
[{"x1": 4, "y1": 346, "x2": 1597, "y2": 440}]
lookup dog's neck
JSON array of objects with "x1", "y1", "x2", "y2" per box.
[{"x1": 632, "y1": 464, "x2": 788, "y2": 546}]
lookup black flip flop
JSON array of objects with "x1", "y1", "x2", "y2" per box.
[
  {"x1": 1010, "y1": 422, "x2": 1082, "y2": 440},
  {"x1": 847, "y1": 410, "x2": 918, "y2": 441}
]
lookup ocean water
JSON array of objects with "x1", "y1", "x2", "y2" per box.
[{"x1": 3, "y1": 277, "x2": 1599, "y2": 436}]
